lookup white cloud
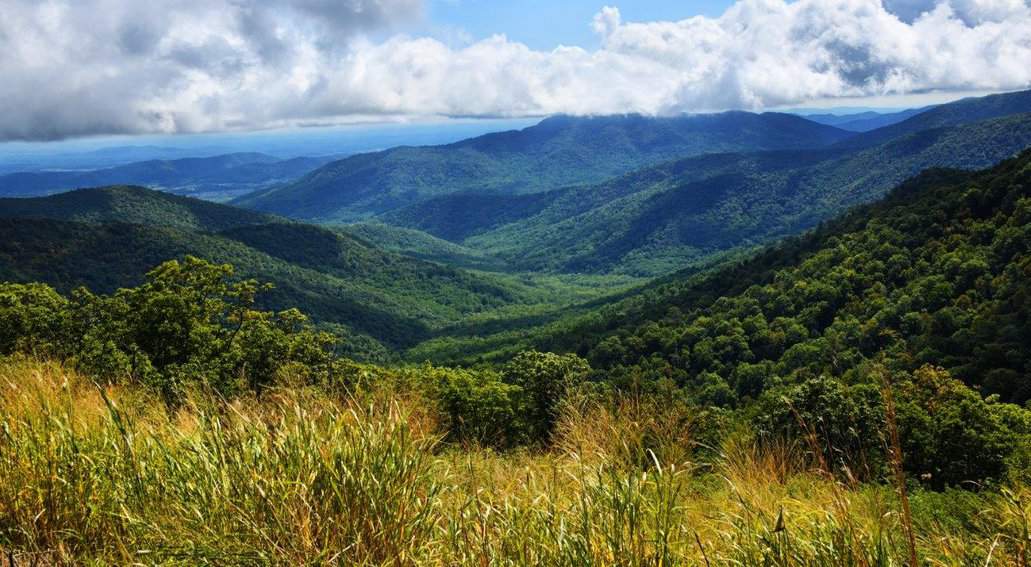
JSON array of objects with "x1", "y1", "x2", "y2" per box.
[
  {"x1": 1, "y1": 0, "x2": 1029, "y2": 141},
  {"x1": 884, "y1": 0, "x2": 1027, "y2": 22}
]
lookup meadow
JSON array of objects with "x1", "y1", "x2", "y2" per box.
[{"x1": 2, "y1": 357, "x2": 1028, "y2": 566}]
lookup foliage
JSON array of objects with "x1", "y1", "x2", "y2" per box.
[
  {"x1": 895, "y1": 365, "x2": 1030, "y2": 489},
  {"x1": 429, "y1": 366, "x2": 528, "y2": 448},
  {"x1": 418, "y1": 151, "x2": 1031, "y2": 410},
  {"x1": 425, "y1": 351, "x2": 592, "y2": 449},
  {"x1": 752, "y1": 365, "x2": 1030, "y2": 487},
  {"x1": 0, "y1": 188, "x2": 590, "y2": 354},
  {"x1": 753, "y1": 375, "x2": 886, "y2": 478},
  {"x1": 500, "y1": 350, "x2": 591, "y2": 443},
  {"x1": 0, "y1": 256, "x2": 337, "y2": 403},
  {"x1": 0, "y1": 282, "x2": 69, "y2": 358}
]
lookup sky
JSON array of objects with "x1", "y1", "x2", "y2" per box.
[
  {"x1": 1, "y1": 0, "x2": 1029, "y2": 144},
  {"x1": 422, "y1": 1, "x2": 735, "y2": 50}
]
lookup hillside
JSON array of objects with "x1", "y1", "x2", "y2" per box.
[
  {"x1": 389, "y1": 112, "x2": 1031, "y2": 276},
  {"x1": 803, "y1": 107, "x2": 928, "y2": 132},
  {"x1": 235, "y1": 112, "x2": 853, "y2": 221},
  {"x1": 0, "y1": 153, "x2": 335, "y2": 201},
  {"x1": 341, "y1": 222, "x2": 506, "y2": 270},
  {"x1": 412, "y1": 151, "x2": 1031, "y2": 406},
  {"x1": 840, "y1": 89, "x2": 1031, "y2": 148},
  {"x1": 388, "y1": 149, "x2": 837, "y2": 245},
  {"x1": 0, "y1": 185, "x2": 279, "y2": 232},
  {"x1": 0, "y1": 188, "x2": 557, "y2": 353}
]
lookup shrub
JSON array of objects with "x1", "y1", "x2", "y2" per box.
[
  {"x1": 896, "y1": 365, "x2": 1026, "y2": 488},
  {"x1": 501, "y1": 350, "x2": 590, "y2": 443},
  {"x1": 431, "y1": 366, "x2": 527, "y2": 449}
]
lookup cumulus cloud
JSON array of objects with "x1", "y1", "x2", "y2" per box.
[
  {"x1": 0, "y1": 0, "x2": 422, "y2": 140},
  {"x1": 1, "y1": 0, "x2": 1030, "y2": 141},
  {"x1": 883, "y1": 0, "x2": 1027, "y2": 23}
]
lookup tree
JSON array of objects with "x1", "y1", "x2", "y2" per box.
[
  {"x1": 895, "y1": 365, "x2": 1022, "y2": 488},
  {"x1": 2, "y1": 256, "x2": 338, "y2": 404},
  {"x1": 502, "y1": 351, "x2": 590, "y2": 443},
  {"x1": 0, "y1": 282, "x2": 69, "y2": 357}
]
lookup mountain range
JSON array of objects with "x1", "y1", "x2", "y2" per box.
[
  {"x1": 0, "y1": 187, "x2": 586, "y2": 359},
  {"x1": 3, "y1": 89, "x2": 1031, "y2": 364},
  {"x1": 802, "y1": 107, "x2": 927, "y2": 132},
  {"x1": 410, "y1": 150, "x2": 1031, "y2": 407},
  {"x1": 235, "y1": 112, "x2": 854, "y2": 221},
  {"x1": 224, "y1": 91, "x2": 1031, "y2": 278},
  {"x1": 0, "y1": 153, "x2": 338, "y2": 202}
]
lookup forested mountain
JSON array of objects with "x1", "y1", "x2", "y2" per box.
[
  {"x1": 412, "y1": 151, "x2": 1031, "y2": 406},
  {"x1": 0, "y1": 153, "x2": 335, "y2": 201},
  {"x1": 0, "y1": 185, "x2": 279, "y2": 231},
  {"x1": 839, "y1": 89, "x2": 1031, "y2": 148},
  {"x1": 0, "y1": 188, "x2": 553, "y2": 354},
  {"x1": 235, "y1": 113, "x2": 853, "y2": 221},
  {"x1": 341, "y1": 222, "x2": 506, "y2": 270},
  {"x1": 803, "y1": 107, "x2": 927, "y2": 132},
  {"x1": 392, "y1": 111, "x2": 1031, "y2": 275}
]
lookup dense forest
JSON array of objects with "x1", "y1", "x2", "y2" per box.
[
  {"x1": 0, "y1": 187, "x2": 633, "y2": 359},
  {"x1": 413, "y1": 152, "x2": 1031, "y2": 413}
]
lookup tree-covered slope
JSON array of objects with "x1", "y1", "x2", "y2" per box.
[
  {"x1": 0, "y1": 189, "x2": 551, "y2": 351},
  {"x1": 0, "y1": 185, "x2": 280, "y2": 232},
  {"x1": 461, "y1": 112, "x2": 1031, "y2": 275},
  {"x1": 235, "y1": 113, "x2": 853, "y2": 221},
  {"x1": 380, "y1": 191, "x2": 560, "y2": 242},
  {"x1": 341, "y1": 222, "x2": 506, "y2": 270},
  {"x1": 392, "y1": 149, "x2": 836, "y2": 248},
  {"x1": 413, "y1": 151, "x2": 1031, "y2": 405},
  {"x1": 0, "y1": 153, "x2": 334, "y2": 201},
  {"x1": 839, "y1": 89, "x2": 1031, "y2": 149}
]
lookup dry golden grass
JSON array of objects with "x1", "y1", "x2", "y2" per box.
[{"x1": 1, "y1": 357, "x2": 1029, "y2": 566}]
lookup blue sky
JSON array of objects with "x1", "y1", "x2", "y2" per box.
[
  {"x1": 422, "y1": 1, "x2": 733, "y2": 49},
  {"x1": 0, "y1": 0, "x2": 1028, "y2": 145}
]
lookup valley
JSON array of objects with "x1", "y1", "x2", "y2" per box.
[{"x1": 3, "y1": 88, "x2": 1031, "y2": 564}]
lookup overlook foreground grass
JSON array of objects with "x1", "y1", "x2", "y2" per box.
[{"x1": 2, "y1": 358, "x2": 1029, "y2": 566}]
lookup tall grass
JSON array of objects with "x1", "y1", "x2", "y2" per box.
[{"x1": 1, "y1": 358, "x2": 1029, "y2": 565}]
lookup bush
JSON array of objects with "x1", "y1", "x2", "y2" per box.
[
  {"x1": 896, "y1": 365, "x2": 1026, "y2": 488},
  {"x1": 753, "y1": 376, "x2": 885, "y2": 478},
  {"x1": 501, "y1": 350, "x2": 590, "y2": 443},
  {"x1": 0, "y1": 257, "x2": 337, "y2": 404},
  {"x1": 431, "y1": 366, "x2": 527, "y2": 449},
  {"x1": 753, "y1": 366, "x2": 1031, "y2": 487}
]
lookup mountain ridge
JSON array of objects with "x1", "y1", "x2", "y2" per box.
[
  {"x1": 0, "y1": 187, "x2": 555, "y2": 355},
  {"x1": 235, "y1": 112, "x2": 854, "y2": 221},
  {"x1": 0, "y1": 152, "x2": 337, "y2": 201}
]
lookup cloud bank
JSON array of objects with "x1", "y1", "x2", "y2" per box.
[{"x1": 1, "y1": 0, "x2": 1029, "y2": 141}]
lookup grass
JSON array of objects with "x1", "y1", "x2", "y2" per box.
[{"x1": 1, "y1": 357, "x2": 1030, "y2": 565}]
